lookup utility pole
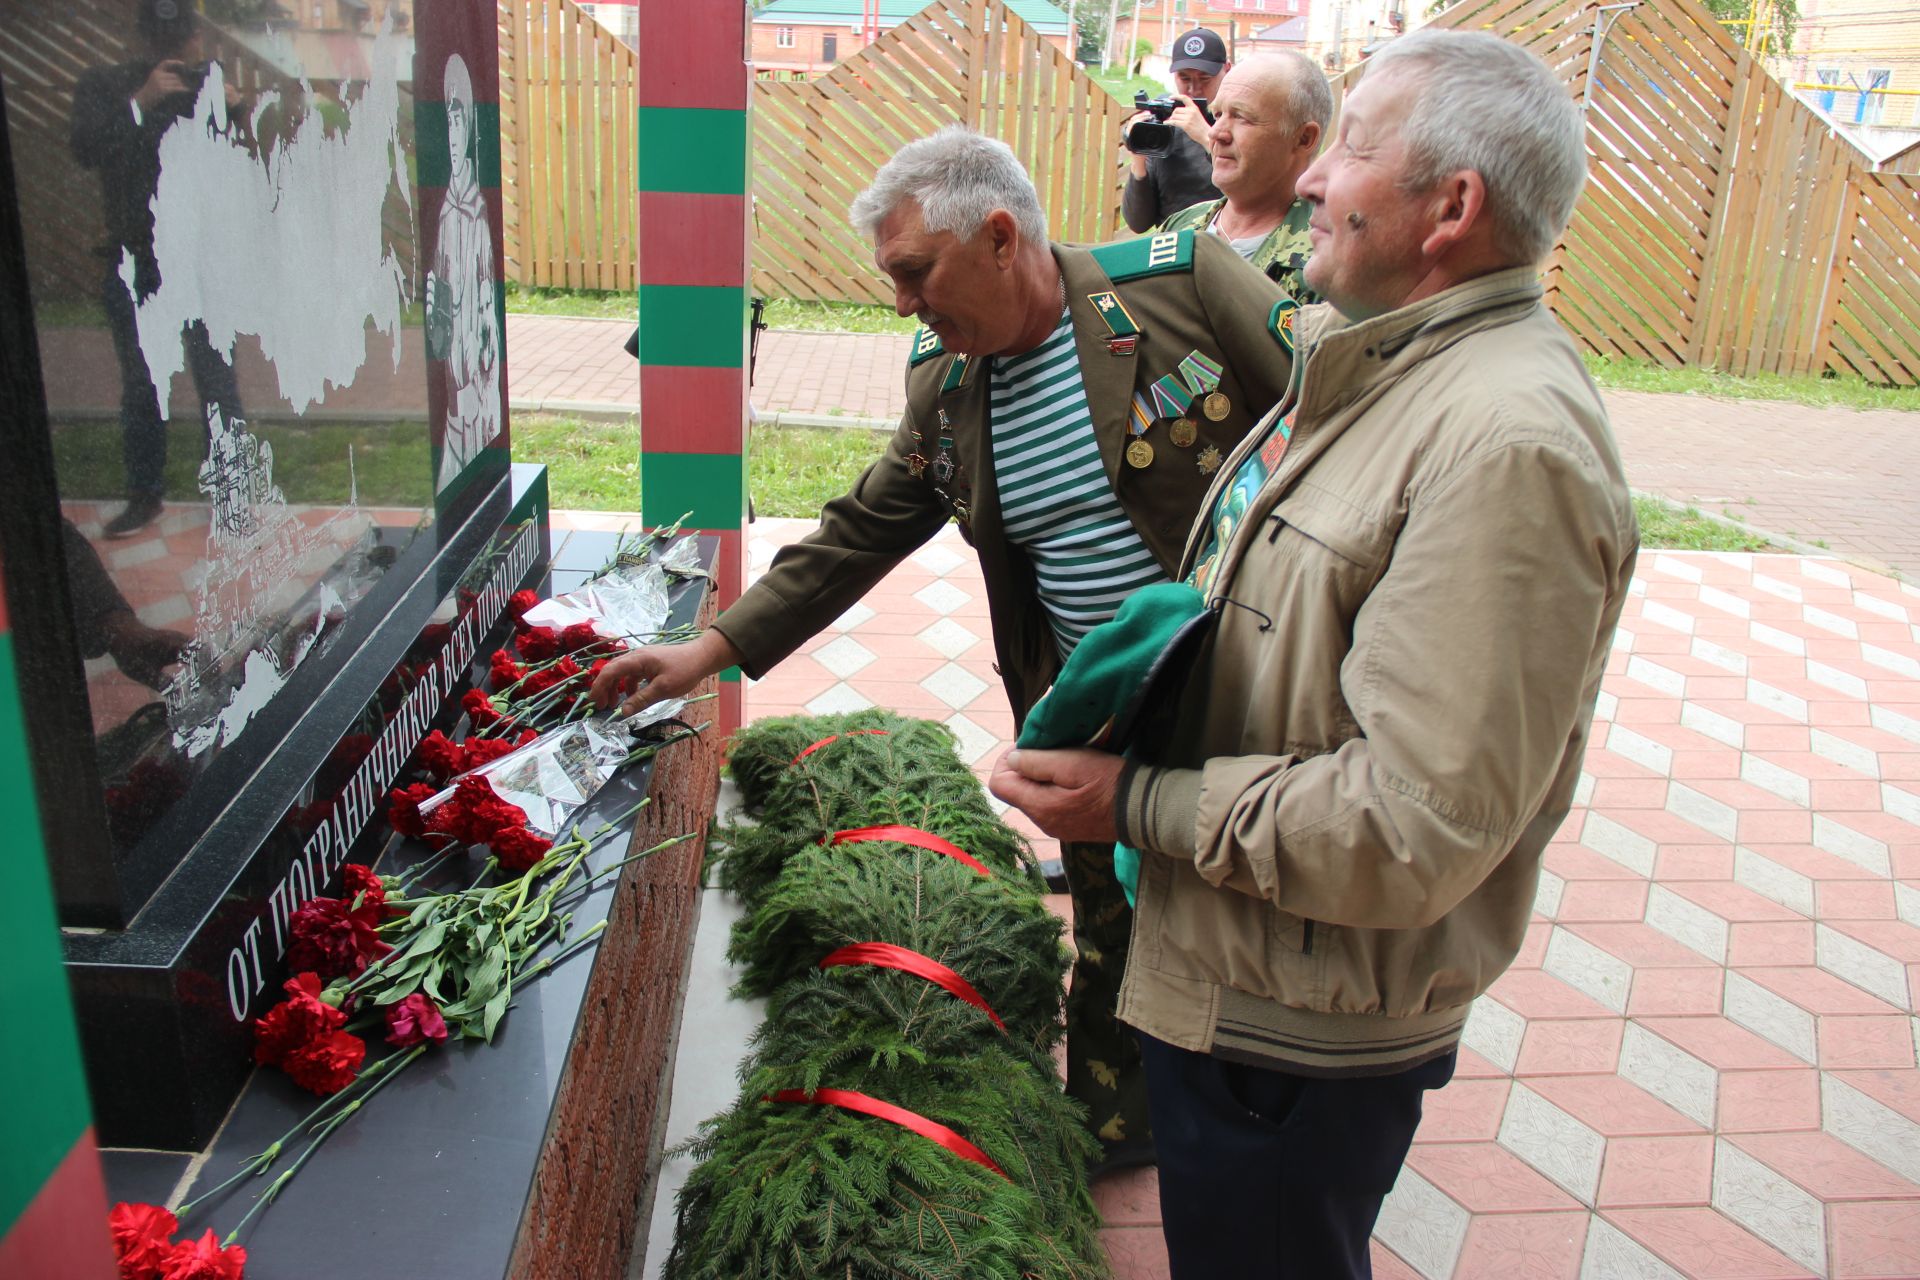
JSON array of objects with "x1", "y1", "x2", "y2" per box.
[{"x1": 1103, "y1": 0, "x2": 1122, "y2": 68}]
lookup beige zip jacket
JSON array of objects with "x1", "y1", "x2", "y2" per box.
[{"x1": 1114, "y1": 267, "x2": 1640, "y2": 1075}]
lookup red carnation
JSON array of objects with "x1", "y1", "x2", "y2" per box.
[
  {"x1": 457, "y1": 586, "x2": 479, "y2": 616},
  {"x1": 491, "y1": 825, "x2": 553, "y2": 873},
  {"x1": 463, "y1": 688, "x2": 503, "y2": 726},
  {"x1": 282, "y1": 1028, "x2": 365, "y2": 1095},
  {"x1": 520, "y1": 667, "x2": 559, "y2": 698},
  {"x1": 384, "y1": 993, "x2": 450, "y2": 1047},
  {"x1": 252, "y1": 972, "x2": 346, "y2": 1067},
  {"x1": 558, "y1": 621, "x2": 601, "y2": 653},
  {"x1": 341, "y1": 863, "x2": 386, "y2": 909},
  {"x1": 489, "y1": 649, "x2": 526, "y2": 690},
  {"x1": 387, "y1": 782, "x2": 439, "y2": 837},
  {"x1": 461, "y1": 736, "x2": 519, "y2": 769},
  {"x1": 416, "y1": 730, "x2": 467, "y2": 783},
  {"x1": 554, "y1": 654, "x2": 584, "y2": 681},
  {"x1": 157, "y1": 1229, "x2": 246, "y2": 1280},
  {"x1": 109, "y1": 1200, "x2": 178, "y2": 1280},
  {"x1": 286, "y1": 896, "x2": 391, "y2": 980},
  {"x1": 516, "y1": 625, "x2": 561, "y2": 662},
  {"x1": 506, "y1": 588, "x2": 539, "y2": 622},
  {"x1": 428, "y1": 775, "x2": 528, "y2": 845},
  {"x1": 587, "y1": 657, "x2": 612, "y2": 684}
]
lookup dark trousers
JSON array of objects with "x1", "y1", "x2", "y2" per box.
[
  {"x1": 1060, "y1": 839, "x2": 1151, "y2": 1154},
  {"x1": 1138, "y1": 1031, "x2": 1457, "y2": 1280},
  {"x1": 102, "y1": 268, "x2": 239, "y2": 497}
]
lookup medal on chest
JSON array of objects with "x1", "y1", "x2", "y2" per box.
[
  {"x1": 1178, "y1": 349, "x2": 1230, "y2": 423},
  {"x1": 1126, "y1": 393, "x2": 1156, "y2": 468},
  {"x1": 933, "y1": 408, "x2": 957, "y2": 484}
]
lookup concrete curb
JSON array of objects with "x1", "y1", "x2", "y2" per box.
[
  {"x1": 510, "y1": 398, "x2": 637, "y2": 421},
  {"x1": 1629, "y1": 488, "x2": 1901, "y2": 580},
  {"x1": 761, "y1": 411, "x2": 894, "y2": 431}
]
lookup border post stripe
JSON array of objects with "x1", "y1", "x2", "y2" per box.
[{"x1": 637, "y1": 1, "x2": 750, "y2": 738}]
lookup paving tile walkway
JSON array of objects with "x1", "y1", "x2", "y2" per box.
[{"x1": 719, "y1": 516, "x2": 1920, "y2": 1280}]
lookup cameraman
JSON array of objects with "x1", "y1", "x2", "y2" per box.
[
  {"x1": 70, "y1": 0, "x2": 245, "y2": 538},
  {"x1": 1119, "y1": 28, "x2": 1227, "y2": 234}
]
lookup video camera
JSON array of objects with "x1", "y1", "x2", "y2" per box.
[{"x1": 1127, "y1": 91, "x2": 1214, "y2": 157}]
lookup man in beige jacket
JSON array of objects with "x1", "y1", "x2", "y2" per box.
[{"x1": 993, "y1": 31, "x2": 1639, "y2": 1279}]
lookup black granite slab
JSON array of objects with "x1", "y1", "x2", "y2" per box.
[
  {"x1": 68, "y1": 465, "x2": 551, "y2": 1150},
  {"x1": 99, "y1": 1148, "x2": 193, "y2": 1212},
  {"x1": 99, "y1": 545, "x2": 718, "y2": 1279}
]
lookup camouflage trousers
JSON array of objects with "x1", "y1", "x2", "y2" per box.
[{"x1": 1061, "y1": 838, "x2": 1153, "y2": 1158}]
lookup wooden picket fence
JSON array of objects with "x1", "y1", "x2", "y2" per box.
[
  {"x1": 1409, "y1": 0, "x2": 1920, "y2": 384},
  {"x1": 750, "y1": 0, "x2": 1130, "y2": 305},
  {"x1": 498, "y1": 0, "x2": 637, "y2": 292}
]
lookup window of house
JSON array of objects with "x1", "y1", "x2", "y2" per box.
[
  {"x1": 776, "y1": 26, "x2": 795, "y2": 48},
  {"x1": 1858, "y1": 69, "x2": 1891, "y2": 125},
  {"x1": 1814, "y1": 67, "x2": 1839, "y2": 114}
]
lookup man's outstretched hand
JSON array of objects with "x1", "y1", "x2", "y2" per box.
[
  {"x1": 587, "y1": 628, "x2": 743, "y2": 718},
  {"x1": 988, "y1": 747, "x2": 1126, "y2": 844}
]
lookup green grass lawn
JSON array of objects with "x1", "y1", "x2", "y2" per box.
[
  {"x1": 1583, "y1": 354, "x2": 1919, "y2": 413},
  {"x1": 1631, "y1": 495, "x2": 1781, "y2": 553},
  {"x1": 514, "y1": 414, "x2": 888, "y2": 516}
]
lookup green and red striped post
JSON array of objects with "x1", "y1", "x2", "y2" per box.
[
  {"x1": 0, "y1": 550, "x2": 116, "y2": 1276},
  {"x1": 636, "y1": 3, "x2": 752, "y2": 737}
]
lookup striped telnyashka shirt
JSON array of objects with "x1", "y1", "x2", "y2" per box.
[{"x1": 988, "y1": 309, "x2": 1168, "y2": 658}]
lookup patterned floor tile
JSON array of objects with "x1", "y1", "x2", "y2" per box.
[
  {"x1": 1827, "y1": 1200, "x2": 1920, "y2": 1279},
  {"x1": 730, "y1": 542, "x2": 1920, "y2": 1278},
  {"x1": 1598, "y1": 1136, "x2": 1717, "y2": 1209},
  {"x1": 1406, "y1": 1142, "x2": 1586, "y2": 1214},
  {"x1": 1454, "y1": 1211, "x2": 1589, "y2": 1279},
  {"x1": 1605, "y1": 1207, "x2": 1818, "y2": 1278}
]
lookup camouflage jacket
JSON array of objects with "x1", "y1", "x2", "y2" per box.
[{"x1": 1158, "y1": 196, "x2": 1317, "y2": 306}]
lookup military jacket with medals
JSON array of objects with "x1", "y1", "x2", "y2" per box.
[{"x1": 711, "y1": 229, "x2": 1297, "y2": 722}]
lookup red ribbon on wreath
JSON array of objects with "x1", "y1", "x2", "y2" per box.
[
  {"x1": 790, "y1": 728, "x2": 891, "y2": 764},
  {"x1": 765, "y1": 1088, "x2": 1009, "y2": 1180},
  {"x1": 822, "y1": 824, "x2": 991, "y2": 877},
  {"x1": 819, "y1": 941, "x2": 1007, "y2": 1033}
]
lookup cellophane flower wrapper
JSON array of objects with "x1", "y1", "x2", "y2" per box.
[
  {"x1": 417, "y1": 700, "x2": 686, "y2": 837},
  {"x1": 655, "y1": 534, "x2": 710, "y2": 579},
  {"x1": 519, "y1": 558, "x2": 673, "y2": 640}
]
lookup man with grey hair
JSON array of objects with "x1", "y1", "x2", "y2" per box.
[
  {"x1": 992, "y1": 31, "x2": 1637, "y2": 1275},
  {"x1": 593, "y1": 126, "x2": 1298, "y2": 1172},
  {"x1": 1157, "y1": 51, "x2": 1333, "y2": 305}
]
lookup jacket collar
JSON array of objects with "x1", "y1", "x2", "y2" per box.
[
  {"x1": 1174, "y1": 265, "x2": 1545, "y2": 578},
  {"x1": 1056, "y1": 242, "x2": 1133, "y2": 487}
]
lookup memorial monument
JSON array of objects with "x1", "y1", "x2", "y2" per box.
[{"x1": 0, "y1": 0, "x2": 549, "y2": 1151}]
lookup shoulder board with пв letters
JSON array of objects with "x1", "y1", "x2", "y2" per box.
[
  {"x1": 908, "y1": 325, "x2": 945, "y2": 367},
  {"x1": 1088, "y1": 228, "x2": 1196, "y2": 283}
]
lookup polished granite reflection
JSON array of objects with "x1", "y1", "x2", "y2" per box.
[{"x1": 102, "y1": 536, "x2": 713, "y2": 1279}]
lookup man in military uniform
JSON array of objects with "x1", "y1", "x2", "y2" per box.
[
  {"x1": 1156, "y1": 52, "x2": 1332, "y2": 305},
  {"x1": 590, "y1": 127, "x2": 1295, "y2": 1173}
]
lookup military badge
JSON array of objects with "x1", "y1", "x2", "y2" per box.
[{"x1": 1197, "y1": 445, "x2": 1223, "y2": 475}]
